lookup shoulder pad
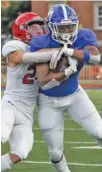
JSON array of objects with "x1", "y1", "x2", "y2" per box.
[
  {"x1": 81, "y1": 29, "x2": 97, "y2": 41},
  {"x1": 30, "y1": 35, "x2": 50, "y2": 52},
  {"x1": 2, "y1": 40, "x2": 29, "y2": 57},
  {"x1": 75, "y1": 29, "x2": 97, "y2": 48}
]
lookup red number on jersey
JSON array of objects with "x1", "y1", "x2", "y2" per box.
[{"x1": 23, "y1": 65, "x2": 36, "y2": 84}]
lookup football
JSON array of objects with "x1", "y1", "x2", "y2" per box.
[{"x1": 50, "y1": 54, "x2": 69, "y2": 73}]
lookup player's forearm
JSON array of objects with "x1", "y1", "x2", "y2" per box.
[
  {"x1": 36, "y1": 62, "x2": 75, "y2": 90},
  {"x1": 72, "y1": 49, "x2": 84, "y2": 61},
  {"x1": 8, "y1": 49, "x2": 58, "y2": 64},
  {"x1": 39, "y1": 72, "x2": 66, "y2": 87},
  {"x1": 39, "y1": 68, "x2": 75, "y2": 90},
  {"x1": 64, "y1": 46, "x2": 101, "y2": 64},
  {"x1": 23, "y1": 50, "x2": 57, "y2": 63},
  {"x1": 73, "y1": 50, "x2": 100, "y2": 64},
  {"x1": 38, "y1": 48, "x2": 60, "y2": 53}
]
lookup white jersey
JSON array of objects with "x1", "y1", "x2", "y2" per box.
[{"x1": 2, "y1": 40, "x2": 39, "y2": 119}]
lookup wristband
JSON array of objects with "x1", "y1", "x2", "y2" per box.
[
  {"x1": 65, "y1": 48, "x2": 74, "y2": 57},
  {"x1": 64, "y1": 67, "x2": 74, "y2": 77},
  {"x1": 83, "y1": 50, "x2": 90, "y2": 63}
]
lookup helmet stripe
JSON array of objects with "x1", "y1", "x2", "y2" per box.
[{"x1": 60, "y1": 4, "x2": 68, "y2": 19}]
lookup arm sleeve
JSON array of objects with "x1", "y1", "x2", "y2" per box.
[{"x1": 23, "y1": 51, "x2": 56, "y2": 63}]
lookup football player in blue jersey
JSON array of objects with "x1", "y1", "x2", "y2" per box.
[{"x1": 30, "y1": 4, "x2": 102, "y2": 172}]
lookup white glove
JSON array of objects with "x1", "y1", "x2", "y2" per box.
[
  {"x1": 68, "y1": 57, "x2": 78, "y2": 72},
  {"x1": 64, "y1": 57, "x2": 78, "y2": 78},
  {"x1": 49, "y1": 49, "x2": 64, "y2": 70},
  {"x1": 49, "y1": 46, "x2": 74, "y2": 70},
  {"x1": 61, "y1": 46, "x2": 74, "y2": 57}
]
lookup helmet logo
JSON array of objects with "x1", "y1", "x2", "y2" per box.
[
  {"x1": 61, "y1": 19, "x2": 72, "y2": 24},
  {"x1": 19, "y1": 25, "x2": 26, "y2": 30}
]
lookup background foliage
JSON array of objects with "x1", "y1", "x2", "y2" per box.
[{"x1": 1, "y1": 1, "x2": 31, "y2": 35}]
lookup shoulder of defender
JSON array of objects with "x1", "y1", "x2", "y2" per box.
[{"x1": 2, "y1": 39, "x2": 29, "y2": 57}]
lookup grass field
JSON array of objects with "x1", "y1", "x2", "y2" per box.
[{"x1": 1, "y1": 90, "x2": 102, "y2": 172}]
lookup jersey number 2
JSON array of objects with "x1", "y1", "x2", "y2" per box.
[{"x1": 23, "y1": 65, "x2": 36, "y2": 84}]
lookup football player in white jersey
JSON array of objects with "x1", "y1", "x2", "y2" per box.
[{"x1": 1, "y1": 12, "x2": 61, "y2": 171}]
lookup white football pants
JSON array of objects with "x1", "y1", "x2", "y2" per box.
[
  {"x1": 1, "y1": 98, "x2": 34, "y2": 160},
  {"x1": 38, "y1": 85, "x2": 102, "y2": 161}
]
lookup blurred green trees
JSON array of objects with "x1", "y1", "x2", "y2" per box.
[{"x1": 1, "y1": 1, "x2": 31, "y2": 35}]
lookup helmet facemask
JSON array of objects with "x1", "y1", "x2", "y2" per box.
[
  {"x1": 27, "y1": 22, "x2": 44, "y2": 38},
  {"x1": 48, "y1": 20, "x2": 79, "y2": 45},
  {"x1": 19, "y1": 18, "x2": 45, "y2": 42}
]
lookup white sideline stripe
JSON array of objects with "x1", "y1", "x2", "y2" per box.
[
  {"x1": 33, "y1": 127, "x2": 84, "y2": 131},
  {"x1": 34, "y1": 141, "x2": 97, "y2": 144},
  {"x1": 21, "y1": 161, "x2": 102, "y2": 167},
  {"x1": 72, "y1": 146, "x2": 102, "y2": 149}
]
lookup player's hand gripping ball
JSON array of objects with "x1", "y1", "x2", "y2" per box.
[{"x1": 50, "y1": 53, "x2": 69, "y2": 73}]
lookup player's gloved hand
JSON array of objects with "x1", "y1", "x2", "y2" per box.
[
  {"x1": 68, "y1": 57, "x2": 78, "y2": 72},
  {"x1": 64, "y1": 57, "x2": 78, "y2": 78},
  {"x1": 49, "y1": 49, "x2": 64, "y2": 70},
  {"x1": 49, "y1": 46, "x2": 75, "y2": 70},
  {"x1": 60, "y1": 45, "x2": 74, "y2": 57}
]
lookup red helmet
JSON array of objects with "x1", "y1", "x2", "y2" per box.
[{"x1": 12, "y1": 12, "x2": 44, "y2": 42}]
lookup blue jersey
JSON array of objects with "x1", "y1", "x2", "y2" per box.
[{"x1": 30, "y1": 28, "x2": 97, "y2": 97}]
